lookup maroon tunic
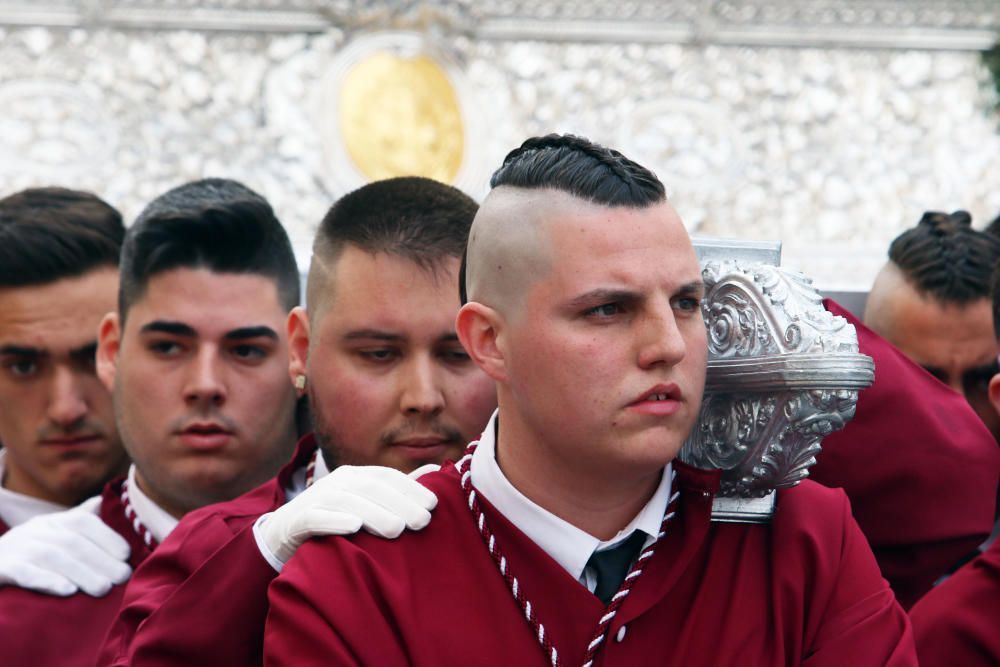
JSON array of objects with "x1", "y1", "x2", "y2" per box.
[
  {"x1": 96, "y1": 436, "x2": 315, "y2": 667},
  {"x1": 909, "y1": 537, "x2": 1000, "y2": 667},
  {"x1": 0, "y1": 516, "x2": 9, "y2": 537},
  {"x1": 0, "y1": 478, "x2": 153, "y2": 667},
  {"x1": 264, "y1": 461, "x2": 916, "y2": 666},
  {"x1": 815, "y1": 300, "x2": 1000, "y2": 608}
]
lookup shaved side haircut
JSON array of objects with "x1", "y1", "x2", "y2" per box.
[
  {"x1": 119, "y1": 178, "x2": 299, "y2": 323},
  {"x1": 306, "y1": 176, "x2": 478, "y2": 319},
  {"x1": 0, "y1": 187, "x2": 124, "y2": 288},
  {"x1": 888, "y1": 210, "x2": 1000, "y2": 304},
  {"x1": 462, "y1": 134, "x2": 668, "y2": 308}
]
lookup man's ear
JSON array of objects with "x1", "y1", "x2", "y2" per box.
[
  {"x1": 96, "y1": 313, "x2": 121, "y2": 392},
  {"x1": 287, "y1": 306, "x2": 311, "y2": 396},
  {"x1": 456, "y1": 302, "x2": 507, "y2": 383},
  {"x1": 988, "y1": 373, "x2": 1000, "y2": 418}
]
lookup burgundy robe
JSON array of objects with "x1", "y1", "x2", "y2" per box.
[
  {"x1": 815, "y1": 300, "x2": 1000, "y2": 608},
  {"x1": 0, "y1": 517, "x2": 8, "y2": 537},
  {"x1": 264, "y1": 462, "x2": 916, "y2": 666},
  {"x1": 909, "y1": 537, "x2": 1000, "y2": 667},
  {"x1": 96, "y1": 436, "x2": 316, "y2": 667},
  {"x1": 0, "y1": 478, "x2": 153, "y2": 667}
]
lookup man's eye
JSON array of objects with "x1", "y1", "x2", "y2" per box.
[
  {"x1": 232, "y1": 345, "x2": 266, "y2": 361},
  {"x1": 5, "y1": 359, "x2": 38, "y2": 378},
  {"x1": 359, "y1": 349, "x2": 399, "y2": 363},
  {"x1": 675, "y1": 297, "x2": 702, "y2": 312},
  {"x1": 586, "y1": 303, "x2": 624, "y2": 318},
  {"x1": 149, "y1": 341, "x2": 182, "y2": 356},
  {"x1": 439, "y1": 348, "x2": 471, "y2": 364}
]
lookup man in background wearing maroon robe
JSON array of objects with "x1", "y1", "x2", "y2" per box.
[
  {"x1": 96, "y1": 177, "x2": 497, "y2": 666},
  {"x1": 264, "y1": 135, "x2": 917, "y2": 666},
  {"x1": 0, "y1": 179, "x2": 308, "y2": 666},
  {"x1": 0, "y1": 188, "x2": 128, "y2": 537},
  {"x1": 906, "y1": 261, "x2": 1000, "y2": 666}
]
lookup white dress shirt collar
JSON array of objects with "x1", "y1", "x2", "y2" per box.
[
  {"x1": 469, "y1": 410, "x2": 672, "y2": 584},
  {"x1": 126, "y1": 465, "x2": 179, "y2": 544},
  {"x1": 0, "y1": 449, "x2": 69, "y2": 528}
]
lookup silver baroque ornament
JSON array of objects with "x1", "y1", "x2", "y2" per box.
[{"x1": 680, "y1": 254, "x2": 874, "y2": 520}]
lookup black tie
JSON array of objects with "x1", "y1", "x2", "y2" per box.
[{"x1": 586, "y1": 531, "x2": 648, "y2": 606}]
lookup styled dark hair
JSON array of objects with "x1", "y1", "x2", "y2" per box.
[
  {"x1": 458, "y1": 134, "x2": 665, "y2": 304},
  {"x1": 0, "y1": 187, "x2": 124, "y2": 288},
  {"x1": 985, "y1": 211, "x2": 1000, "y2": 238},
  {"x1": 489, "y1": 133, "x2": 665, "y2": 207},
  {"x1": 888, "y1": 210, "x2": 1000, "y2": 304},
  {"x1": 119, "y1": 178, "x2": 299, "y2": 320},
  {"x1": 309, "y1": 176, "x2": 477, "y2": 310}
]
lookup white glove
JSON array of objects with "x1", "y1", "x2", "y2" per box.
[
  {"x1": 256, "y1": 464, "x2": 439, "y2": 570},
  {"x1": 0, "y1": 496, "x2": 132, "y2": 597}
]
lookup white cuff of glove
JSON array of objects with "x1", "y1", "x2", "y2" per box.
[{"x1": 253, "y1": 513, "x2": 287, "y2": 573}]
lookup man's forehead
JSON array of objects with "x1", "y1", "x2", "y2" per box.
[{"x1": 128, "y1": 269, "x2": 286, "y2": 334}]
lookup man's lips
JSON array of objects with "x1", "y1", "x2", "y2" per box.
[
  {"x1": 627, "y1": 383, "x2": 683, "y2": 416},
  {"x1": 39, "y1": 434, "x2": 104, "y2": 447},
  {"x1": 390, "y1": 437, "x2": 455, "y2": 460},
  {"x1": 176, "y1": 423, "x2": 234, "y2": 450}
]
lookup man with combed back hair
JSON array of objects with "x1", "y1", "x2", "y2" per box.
[
  {"x1": 0, "y1": 187, "x2": 137, "y2": 601},
  {"x1": 96, "y1": 176, "x2": 496, "y2": 666},
  {"x1": 263, "y1": 135, "x2": 916, "y2": 666},
  {"x1": 864, "y1": 211, "x2": 1000, "y2": 439},
  {"x1": 0, "y1": 188, "x2": 128, "y2": 532}
]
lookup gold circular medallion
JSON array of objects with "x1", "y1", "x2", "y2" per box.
[{"x1": 338, "y1": 52, "x2": 465, "y2": 183}]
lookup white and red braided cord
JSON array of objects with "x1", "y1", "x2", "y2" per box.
[
  {"x1": 457, "y1": 441, "x2": 680, "y2": 667},
  {"x1": 120, "y1": 480, "x2": 159, "y2": 549}
]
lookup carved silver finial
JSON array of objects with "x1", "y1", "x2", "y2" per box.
[{"x1": 680, "y1": 254, "x2": 873, "y2": 521}]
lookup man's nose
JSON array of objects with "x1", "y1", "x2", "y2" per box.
[
  {"x1": 183, "y1": 348, "x2": 227, "y2": 407},
  {"x1": 636, "y1": 305, "x2": 688, "y2": 369},
  {"x1": 399, "y1": 356, "x2": 446, "y2": 416},
  {"x1": 46, "y1": 365, "x2": 89, "y2": 427}
]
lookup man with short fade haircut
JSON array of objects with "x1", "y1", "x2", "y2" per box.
[
  {"x1": 0, "y1": 187, "x2": 128, "y2": 533},
  {"x1": 97, "y1": 176, "x2": 495, "y2": 666},
  {"x1": 0, "y1": 178, "x2": 311, "y2": 666},
  {"x1": 264, "y1": 136, "x2": 915, "y2": 666},
  {"x1": 864, "y1": 210, "x2": 1000, "y2": 440}
]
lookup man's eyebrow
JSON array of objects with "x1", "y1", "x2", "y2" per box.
[
  {"x1": 962, "y1": 361, "x2": 1000, "y2": 378},
  {"x1": 0, "y1": 345, "x2": 45, "y2": 358},
  {"x1": 139, "y1": 321, "x2": 197, "y2": 337},
  {"x1": 223, "y1": 326, "x2": 279, "y2": 341},
  {"x1": 565, "y1": 288, "x2": 641, "y2": 310},
  {"x1": 343, "y1": 330, "x2": 405, "y2": 342},
  {"x1": 677, "y1": 281, "x2": 706, "y2": 297},
  {"x1": 69, "y1": 342, "x2": 98, "y2": 362}
]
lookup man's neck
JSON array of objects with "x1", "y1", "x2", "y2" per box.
[
  {"x1": 133, "y1": 470, "x2": 186, "y2": 521},
  {"x1": 494, "y1": 418, "x2": 663, "y2": 541}
]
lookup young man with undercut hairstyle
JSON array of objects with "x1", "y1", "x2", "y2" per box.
[
  {"x1": 263, "y1": 137, "x2": 916, "y2": 665},
  {"x1": 864, "y1": 211, "x2": 1000, "y2": 440},
  {"x1": 907, "y1": 263, "x2": 1000, "y2": 667},
  {"x1": 97, "y1": 176, "x2": 496, "y2": 666},
  {"x1": 0, "y1": 178, "x2": 434, "y2": 666}
]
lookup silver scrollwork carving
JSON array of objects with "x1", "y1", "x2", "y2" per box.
[{"x1": 680, "y1": 253, "x2": 874, "y2": 501}]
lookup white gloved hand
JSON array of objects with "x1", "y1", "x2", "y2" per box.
[
  {"x1": 257, "y1": 464, "x2": 439, "y2": 569},
  {"x1": 0, "y1": 496, "x2": 132, "y2": 597}
]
